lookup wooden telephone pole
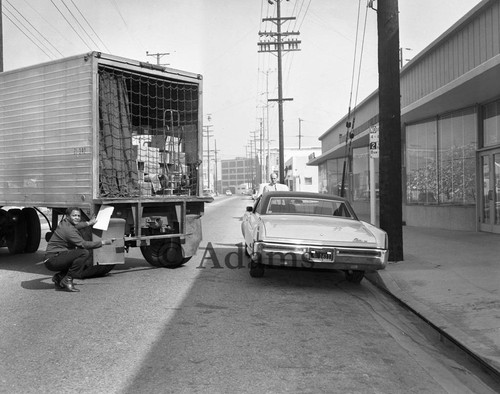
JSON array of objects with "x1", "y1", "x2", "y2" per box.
[
  {"x1": 377, "y1": 0, "x2": 404, "y2": 261},
  {"x1": 258, "y1": 0, "x2": 300, "y2": 184}
]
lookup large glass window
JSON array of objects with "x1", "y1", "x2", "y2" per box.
[
  {"x1": 483, "y1": 100, "x2": 500, "y2": 147},
  {"x1": 352, "y1": 147, "x2": 369, "y2": 201},
  {"x1": 406, "y1": 108, "x2": 477, "y2": 205},
  {"x1": 438, "y1": 108, "x2": 476, "y2": 204},
  {"x1": 406, "y1": 120, "x2": 438, "y2": 204},
  {"x1": 319, "y1": 158, "x2": 343, "y2": 195},
  {"x1": 352, "y1": 147, "x2": 379, "y2": 201}
]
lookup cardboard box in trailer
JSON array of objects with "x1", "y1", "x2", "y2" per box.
[{"x1": 0, "y1": 52, "x2": 212, "y2": 272}]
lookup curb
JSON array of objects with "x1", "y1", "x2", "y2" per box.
[{"x1": 365, "y1": 271, "x2": 500, "y2": 380}]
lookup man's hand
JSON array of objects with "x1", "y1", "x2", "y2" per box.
[
  {"x1": 102, "y1": 238, "x2": 116, "y2": 246},
  {"x1": 87, "y1": 216, "x2": 98, "y2": 226}
]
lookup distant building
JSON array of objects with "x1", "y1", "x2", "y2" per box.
[
  {"x1": 267, "y1": 146, "x2": 320, "y2": 184},
  {"x1": 284, "y1": 151, "x2": 319, "y2": 192},
  {"x1": 221, "y1": 157, "x2": 254, "y2": 193}
]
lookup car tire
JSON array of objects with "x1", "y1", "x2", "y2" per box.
[
  {"x1": 249, "y1": 260, "x2": 264, "y2": 277},
  {"x1": 345, "y1": 270, "x2": 364, "y2": 284}
]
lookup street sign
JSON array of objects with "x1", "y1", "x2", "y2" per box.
[{"x1": 369, "y1": 126, "x2": 379, "y2": 158}]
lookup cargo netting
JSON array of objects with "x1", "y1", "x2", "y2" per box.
[{"x1": 98, "y1": 66, "x2": 200, "y2": 198}]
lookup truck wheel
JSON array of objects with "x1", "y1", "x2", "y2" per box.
[
  {"x1": 22, "y1": 208, "x2": 41, "y2": 253},
  {"x1": 0, "y1": 209, "x2": 7, "y2": 247},
  {"x1": 6, "y1": 209, "x2": 27, "y2": 254},
  {"x1": 140, "y1": 239, "x2": 189, "y2": 268}
]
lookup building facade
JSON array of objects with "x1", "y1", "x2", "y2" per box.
[
  {"x1": 308, "y1": 0, "x2": 500, "y2": 233},
  {"x1": 285, "y1": 152, "x2": 319, "y2": 192},
  {"x1": 220, "y1": 157, "x2": 254, "y2": 194}
]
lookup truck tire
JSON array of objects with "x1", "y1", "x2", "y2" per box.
[
  {"x1": 22, "y1": 208, "x2": 41, "y2": 253},
  {"x1": 6, "y1": 209, "x2": 27, "y2": 254},
  {"x1": 0, "y1": 209, "x2": 8, "y2": 247},
  {"x1": 140, "y1": 239, "x2": 190, "y2": 268}
]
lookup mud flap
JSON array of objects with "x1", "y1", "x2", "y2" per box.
[{"x1": 182, "y1": 214, "x2": 202, "y2": 258}]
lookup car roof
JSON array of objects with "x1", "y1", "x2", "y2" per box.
[{"x1": 260, "y1": 191, "x2": 349, "y2": 205}]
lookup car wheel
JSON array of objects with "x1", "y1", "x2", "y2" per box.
[
  {"x1": 249, "y1": 260, "x2": 264, "y2": 277},
  {"x1": 345, "y1": 270, "x2": 364, "y2": 284}
]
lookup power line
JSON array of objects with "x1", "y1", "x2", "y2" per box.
[
  {"x1": 49, "y1": 0, "x2": 92, "y2": 50},
  {"x1": 3, "y1": 2, "x2": 62, "y2": 58},
  {"x1": 69, "y1": 0, "x2": 111, "y2": 52},
  {"x1": 2, "y1": 10, "x2": 54, "y2": 59},
  {"x1": 60, "y1": 0, "x2": 101, "y2": 49}
]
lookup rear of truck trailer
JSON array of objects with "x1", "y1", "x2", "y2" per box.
[{"x1": 0, "y1": 52, "x2": 210, "y2": 266}]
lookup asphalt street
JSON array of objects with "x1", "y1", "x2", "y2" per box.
[{"x1": 0, "y1": 195, "x2": 498, "y2": 393}]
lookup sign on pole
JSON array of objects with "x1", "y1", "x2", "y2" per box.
[{"x1": 369, "y1": 125, "x2": 379, "y2": 159}]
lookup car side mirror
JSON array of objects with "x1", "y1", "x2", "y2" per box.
[{"x1": 246, "y1": 206, "x2": 253, "y2": 212}]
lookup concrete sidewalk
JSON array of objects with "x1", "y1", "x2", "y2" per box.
[{"x1": 366, "y1": 226, "x2": 500, "y2": 375}]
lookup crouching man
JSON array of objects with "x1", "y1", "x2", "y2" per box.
[{"x1": 44, "y1": 207, "x2": 115, "y2": 292}]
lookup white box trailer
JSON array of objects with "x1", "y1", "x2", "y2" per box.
[{"x1": 0, "y1": 52, "x2": 211, "y2": 271}]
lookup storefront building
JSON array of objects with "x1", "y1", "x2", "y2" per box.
[{"x1": 308, "y1": 0, "x2": 500, "y2": 232}]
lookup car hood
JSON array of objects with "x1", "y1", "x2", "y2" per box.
[{"x1": 260, "y1": 215, "x2": 380, "y2": 247}]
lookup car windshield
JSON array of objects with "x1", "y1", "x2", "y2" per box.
[{"x1": 265, "y1": 197, "x2": 353, "y2": 218}]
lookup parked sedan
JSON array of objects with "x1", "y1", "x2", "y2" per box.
[{"x1": 241, "y1": 191, "x2": 388, "y2": 283}]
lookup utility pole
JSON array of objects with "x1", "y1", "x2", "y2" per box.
[
  {"x1": 0, "y1": 0, "x2": 3, "y2": 72},
  {"x1": 146, "y1": 51, "x2": 170, "y2": 66},
  {"x1": 250, "y1": 130, "x2": 260, "y2": 184},
  {"x1": 214, "y1": 140, "x2": 219, "y2": 195},
  {"x1": 260, "y1": 69, "x2": 273, "y2": 181},
  {"x1": 399, "y1": 47, "x2": 412, "y2": 68},
  {"x1": 298, "y1": 118, "x2": 303, "y2": 149},
  {"x1": 203, "y1": 125, "x2": 213, "y2": 191},
  {"x1": 377, "y1": 0, "x2": 403, "y2": 261},
  {"x1": 258, "y1": 0, "x2": 300, "y2": 184},
  {"x1": 259, "y1": 116, "x2": 265, "y2": 182}
]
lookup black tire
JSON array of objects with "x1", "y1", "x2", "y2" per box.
[
  {"x1": 345, "y1": 270, "x2": 365, "y2": 284},
  {"x1": 249, "y1": 260, "x2": 264, "y2": 278},
  {"x1": 0, "y1": 209, "x2": 8, "y2": 247},
  {"x1": 22, "y1": 208, "x2": 41, "y2": 253},
  {"x1": 6, "y1": 209, "x2": 27, "y2": 254},
  {"x1": 140, "y1": 239, "x2": 189, "y2": 268}
]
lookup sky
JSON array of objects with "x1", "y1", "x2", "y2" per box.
[{"x1": 1, "y1": 0, "x2": 483, "y2": 160}]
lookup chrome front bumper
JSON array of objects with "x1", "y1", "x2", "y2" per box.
[{"x1": 251, "y1": 241, "x2": 388, "y2": 271}]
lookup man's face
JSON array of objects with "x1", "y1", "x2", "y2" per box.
[
  {"x1": 68, "y1": 210, "x2": 81, "y2": 225},
  {"x1": 270, "y1": 175, "x2": 278, "y2": 184}
]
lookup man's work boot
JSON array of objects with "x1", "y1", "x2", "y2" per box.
[
  {"x1": 51, "y1": 273, "x2": 64, "y2": 289},
  {"x1": 59, "y1": 276, "x2": 80, "y2": 292}
]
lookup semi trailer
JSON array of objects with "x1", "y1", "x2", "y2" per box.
[{"x1": 0, "y1": 52, "x2": 211, "y2": 273}]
